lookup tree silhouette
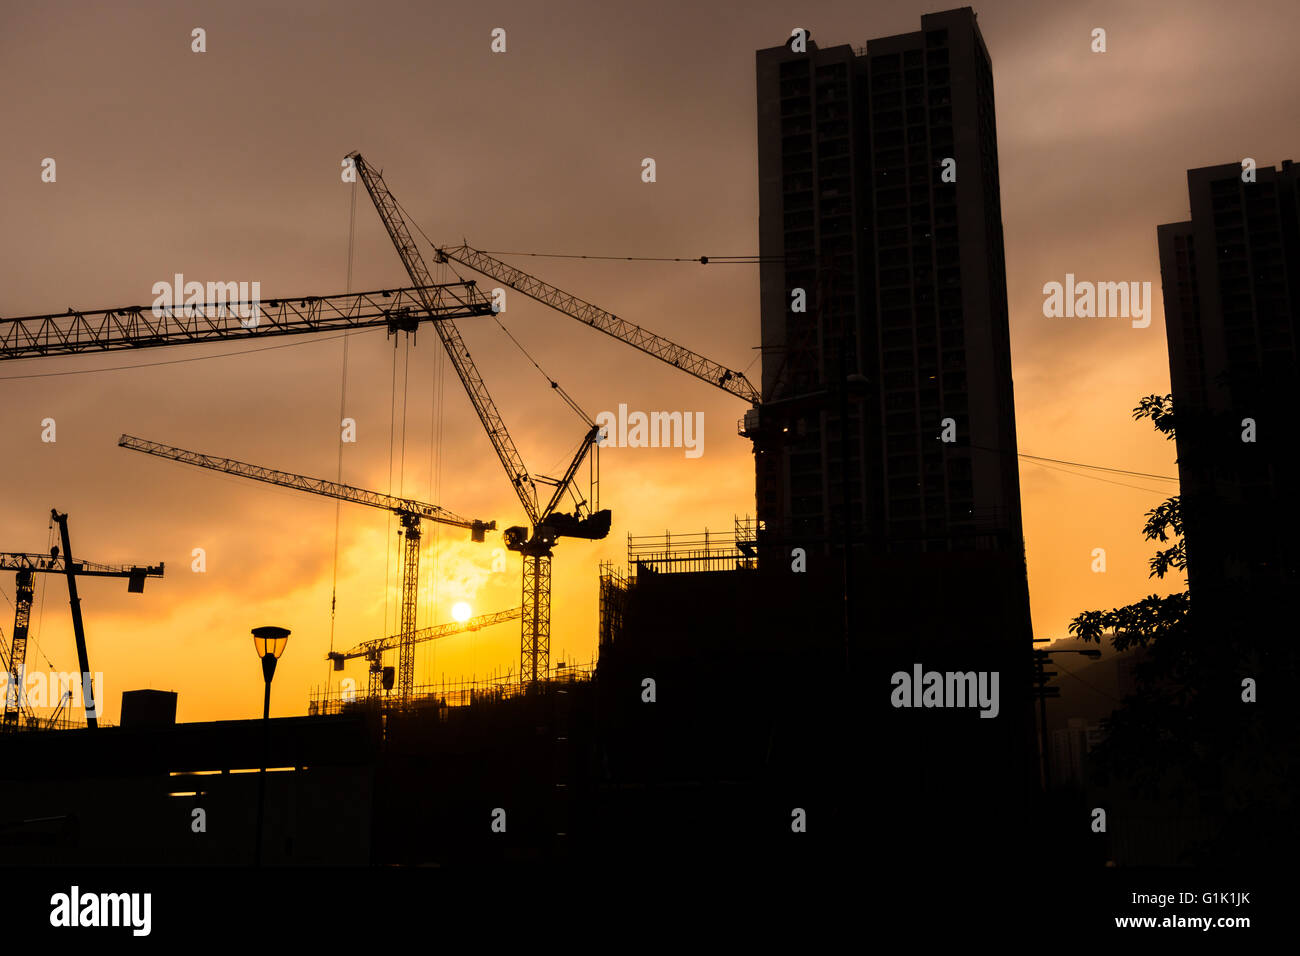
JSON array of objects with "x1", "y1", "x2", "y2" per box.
[{"x1": 1066, "y1": 394, "x2": 1296, "y2": 865}]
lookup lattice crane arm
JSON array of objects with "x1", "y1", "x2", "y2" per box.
[
  {"x1": 436, "y1": 243, "x2": 762, "y2": 405},
  {"x1": 117, "y1": 435, "x2": 494, "y2": 538},
  {"x1": 539, "y1": 424, "x2": 603, "y2": 523},
  {"x1": 0, "y1": 552, "x2": 164, "y2": 579},
  {"x1": 347, "y1": 152, "x2": 541, "y2": 526},
  {"x1": 0, "y1": 285, "x2": 494, "y2": 361},
  {"x1": 328, "y1": 607, "x2": 523, "y2": 664}
]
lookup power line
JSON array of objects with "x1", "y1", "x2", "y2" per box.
[
  {"x1": 970, "y1": 442, "x2": 1178, "y2": 482},
  {"x1": 1051, "y1": 655, "x2": 1124, "y2": 704},
  {"x1": 1016, "y1": 451, "x2": 1177, "y2": 482},
  {"x1": 1025, "y1": 458, "x2": 1172, "y2": 495}
]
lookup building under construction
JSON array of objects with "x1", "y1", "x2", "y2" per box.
[{"x1": 0, "y1": 519, "x2": 1034, "y2": 871}]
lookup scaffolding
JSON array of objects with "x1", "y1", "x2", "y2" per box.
[
  {"x1": 598, "y1": 561, "x2": 628, "y2": 649},
  {"x1": 307, "y1": 658, "x2": 596, "y2": 716},
  {"x1": 625, "y1": 516, "x2": 761, "y2": 575},
  {"x1": 598, "y1": 518, "x2": 761, "y2": 648}
]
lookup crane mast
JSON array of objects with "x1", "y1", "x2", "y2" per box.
[{"x1": 2, "y1": 569, "x2": 34, "y2": 728}]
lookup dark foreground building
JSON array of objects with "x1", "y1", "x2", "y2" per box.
[
  {"x1": 745, "y1": 9, "x2": 1035, "y2": 869},
  {"x1": 0, "y1": 549, "x2": 1033, "y2": 873},
  {"x1": 1157, "y1": 159, "x2": 1300, "y2": 629},
  {"x1": 753, "y1": 8, "x2": 1024, "y2": 569}
]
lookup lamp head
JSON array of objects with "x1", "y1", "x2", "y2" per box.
[{"x1": 252, "y1": 626, "x2": 291, "y2": 660}]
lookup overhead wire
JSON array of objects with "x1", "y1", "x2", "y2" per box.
[
  {"x1": 972, "y1": 442, "x2": 1185, "y2": 486},
  {"x1": 1013, "y1": 450, "x2": 1176, "y2": 482},
  {"x1": 1049, "y1": 655, "x2": 1125, "y2": 704},
  {"x1": 1024, "y1": 457, "x2": 1170, "y2": 495}
]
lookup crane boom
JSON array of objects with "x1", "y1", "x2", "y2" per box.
[
  {"x1": 436, "y1": 244, "x2": 762, "y2": 405},
  {"x1": 119, "y1": 434, "x2": 493, "y2": 703},
  {"x1": 0, "y1": 553, "x2": 164, "y2": 578},
  {"x1": 347, "y1": 152, "x2": 541, "y2": 526},
  {"x1": 0, "y1": 284, "x2": 493, "y2": 360},
  {"x1": 329, "y1": 607, "x2": 522, "y2": 700},
  {"x1": 330, "y1": 607, "x2": 522, "y2": 663},
  {"x1": 117, "y1": 435, "x2": 493, "y2": 537}
]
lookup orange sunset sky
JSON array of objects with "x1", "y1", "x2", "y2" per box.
[{"x1": 1, "y1": 0, "x2": 1296, "y2": 722}]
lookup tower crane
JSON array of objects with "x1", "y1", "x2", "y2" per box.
[
  {"x1": 117, "y1": 435, "x2": 494, "y2": 703},
  {"x1": 0, "y1": 283, "x2": 493, "y2": 359},
  {"x1": 328, "y1": 606, "x2": 522, "y2": 699},
  {"x1": 1, "y1": 513, "x2": 164, "y2": 730},
  {"x1": 2, "y1": 161, "x2": 763, "y2": 687},
  {"x1": 433, "y1": 244, "x2": 762, "y2": 407},
  {"x1": 349, "y1": 153, "x2": 611, "y2": 684}
]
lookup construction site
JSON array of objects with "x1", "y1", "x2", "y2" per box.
[
  {"x1": 0, "y1": 144, "x2": 1036, "y2": 870},
  {"x1": 0, "y1": 150, "x2": 817, "y2": 866}
]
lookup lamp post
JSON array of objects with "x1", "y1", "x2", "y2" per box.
[{"x1": 252, "y1": 625, "x2": 290, "y2": 865}]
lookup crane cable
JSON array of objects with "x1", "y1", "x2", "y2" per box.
[
  {"x1": 490, "y1": 314, "x2": 592, "y2": 426},
  {"x1": 397, "y1": 205, "x2": 591, "y2": 421},
  {"x1": 423, "y1": 328, "x2": 446, "y2": 682},
  {"x1": 397, "y1": 339, "x2": 412, "y2": 642},
  {"x1": 384, "y1": 345, "x2": 397, "y2": 643},
  {"x1": 326, "y1": 176, "x2": 359, "y2": 700}
]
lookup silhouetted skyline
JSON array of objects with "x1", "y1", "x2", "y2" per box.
[{"x1": 2, "y1": 1, "x2": 1296, "y2": 728}]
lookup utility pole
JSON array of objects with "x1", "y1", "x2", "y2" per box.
[{"x1": 1032, "y1": 641, "x2": 1101, "y2": 789}]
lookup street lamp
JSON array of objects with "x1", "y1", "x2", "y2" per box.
[
  {"x1": 252, "y1": 625, "x2": 291, "y2": 719},
  {"x1": 251, "y1": 625, "x2": 289, "y2": 865}
]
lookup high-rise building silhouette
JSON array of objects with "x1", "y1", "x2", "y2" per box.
[
  {"x1": 1157, "y1": 159, "x2": 1300, "y2": 623},
  {"x1": 751, "y1": 11, "x2": 1035, "y2": 867},
  {"x1": 753, "y1": 7, "x2": 1023, "y2": 563}
]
